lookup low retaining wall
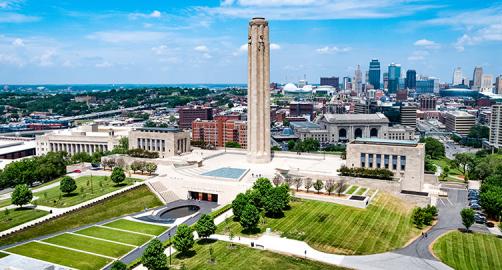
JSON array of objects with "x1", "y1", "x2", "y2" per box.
[{"x1": 295, "y1": 192, "x2": 371, "y2": 208}]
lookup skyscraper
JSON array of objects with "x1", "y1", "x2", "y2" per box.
[
  {"x1": 368, "y1": 59, "x2": 380, "y2": 89},
  {"x1": 354, "y1": 64, "x2": 363, "y2": 93},
  {"x1": 490, "y1": 104, "x2": 502, "y2": 149},
  {"x1": 480, "y1": 74, "x2": 493, "y2": 93},
  {"x1": 388, "y1": 63, "x2": 401, "y2": 93},
  {"x1": 247, "y1": 17, "x2": 270, "y2": 163},
  {"x1": 472, "y1": 66, "x2": 483, "y2": 90},
  {"x1": 405, "y1": 70, "x2": 416, "y2": 90},
  {"x1": 495, "y1": 75, "x2": 502, "y2": 94},
  {"x1": 453, "y1": 67, "x2": 463, "y2": 86}
]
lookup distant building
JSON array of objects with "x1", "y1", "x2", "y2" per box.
[
  {"x1": 317, "y1": 113, "x2": 389, "y2": 143},
  {"x1": 74, "y1": 95, "x2": 96, "y2": 103},
  {"x1": 342, "y1": 77, "x2": 351, "y2": 90},
  {"x1": 320, "y1": 76, "x2": 339, "y2": 88},
  {"x1": 480, "y1": 74, "x2": 493, "y2": 93},
  {"x1": 128, "y1": 127, "x2": 190, "y2": 158},
  {"x1": 472, "y1": 66, "x2": 483, "y2": 90},
  {"x1": 396, "y1": 89, "x2": 408, "y2": 101},
  {"x1": 383, "y1": 72, "x2": 389, "y2": 90},
  {"x1": 419, "y1": 95, "x2": 437, "y2": 111},
  {"x1": 0, "y1": 139, "x2": 36, "y2": 159},
  {"x1": 354, "y1": 65, "x2": 363, "y2": 93},
  {"x1": 346, "y1": 138, "x2": 425, "y2": 192},
  {"x1": 192, "y1": 119, "x2": 247, "y2": 148},
  {"x1": 452, "y1": 67, "x2": 463, "y2": 86},
  {"x1": 289, "y1": 102, "x2": 314, "y2": 119},
  {"x1": 405, "y1": 70, "x2": 416, "y2": 90},
  {"x1": 416, "y1": 78, "x2": 435, "y2": 94},
  {"x1": 444, "y1": 111, "x2": 475, "y2": 136},
  {"x1": 495, "y1": 75, "x2": 502, "y2": 94},
  {"x1": 178, "y1": 106, "x2": 213, "y2": 129},
  {"x1": 368, "y1": 59, "x2": 381, "y2": 89},
  {"x1": 388, "y1": 63, "x2": 401, "y2": 93},
  {"x1": 290, "y1": 122, "x2": 330, "y2": 144},
  {"x1": 400, "y1": 104, "x2": 417, "y2": 129},
  {"x1": 490, "y1": 104, "x2": 502, "y2": 149},
  {"x1": 387, "y1": 125, "x2": 416, "y2": 140}
]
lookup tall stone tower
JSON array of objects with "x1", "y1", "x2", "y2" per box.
[{"x1": 247, "y1": 17, "x2": 271, "y2": 163}]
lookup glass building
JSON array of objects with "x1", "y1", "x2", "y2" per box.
[
  {"x1": 368, "y1": 59, "x2": 381, "y2": 89},
  {"x1": 388, "y1": 63, "x2": 401, "y2": 93},
  {"x1": 405, "y1": 70, "x2": 416, "y2": 89}
]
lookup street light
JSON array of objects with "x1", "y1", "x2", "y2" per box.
[{"x1": 168, "y1": 231, "x2": 172, "y2": 266}]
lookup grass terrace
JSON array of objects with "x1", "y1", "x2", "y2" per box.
[
  {"x1": 433, "y1": 231, "x2": 502, "y2": 270},
  {"x1": 355, "y1": 188, "x2": 367, "y2": 196},
  {"x1": 345, "y1": 185, "x2": 358, "y2": 195},
  {"x1": 218, "y1": 193, "x2": 419, "y2": 255},
  {"x1": 172, "y1": 239, "x2": 348, "y2": 270},
  {"x1": 75, "y1": 226, "x2": 153, "y2": 246},
  {"x1": 0, "y1": 185, "x2": 162, "y2": 246},
  {"x1": 34, "y1": 175, "x2": 142, "y2": 208},
  {"x1": 0, "y1": 199, "x2": 11, "y2": 208},
  {"x1": 42, "y1": 233, "x2": 134, "y2": 258},
  {"x1": 102, "y1": 219, "x2": 167, "y2": 235},
  {"x1": 6, "y1": 242, "x2": 112, "y2": 270},
  {"x1": 0, "y1": 208, "x2": 48, "y2": 232}
]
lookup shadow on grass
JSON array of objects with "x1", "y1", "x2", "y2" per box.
[
  {"x1": 241, "y1": 227, "x2": 261, "y2": 235},
  {"x1": 197, "y1": 238, "x2": 217, "y2": 245},
  {"x1": 62, "y1": 193, "x2": 78, "y2": 197},
  {"x1": 175, "y1": 250, "x2": 196, "y2": 259},
  {"x1": 113, "y1": 183, "x2": 128, "y2": 188},
  {"x1": 457, "y1": 228, "x2": 474, "y2": 233},
  {"x1": 265, "y1": 211, "x2": 285, "y2": 219}
]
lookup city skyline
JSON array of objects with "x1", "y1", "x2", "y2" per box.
[{"x1": 0, "y1": 0, "x2": 501, "y2": 84}]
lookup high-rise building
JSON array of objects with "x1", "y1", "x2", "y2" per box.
[
  {"x1": 192, "y1": 118, "x2": 247, "y2": 148},
  {"x1": 247, "y1": 17, "x2": 271, "y2": 163},
  {"x1": 368, "y1": 59, "x2": 381, "y2": 89},
  {"x1": 444, "y1": 111, "x2": 475, "y2": 136},
  {"x1": 388, "y1": 63, "x2": 401, "y2": 93},
  {"x1": 490, "y1": 104, "x2": 502, "y2": 149},
  {"x1": 354, "y1": 65, "x2": 363, "y2": 93},
  {"x1": 480, "y1": 74, "x2": 493, "y2": 93},
  {"x1": 343, "y1": 77, "x2": 351, "y2": 90},
  {"x1": 383, "y1": 72, "x2": 389, "y2": 90},
  {"x1": 178, "y1": 106, "x2": 213, "y2": 129},
  {"x1": 453, "y1": 67, "x2": 463, "y2": 86},
  {"x1": 320, "y1": 76, "x2": 339, "y2": 88},
  {"x1": 400, "y1": 104, "x2": 417, "y2": 129},
  {"x1": 405, "y1": 70, "x2": 417, "y2": 90},
  {"x1": 472, "y1": 66, "x2": 483, "y2": 90},
  {"x1": 419, "y1": 95, "x2": 437, "y2": 111},
  {"x1": 416, "y1": 78, "x2": 434, "y2": 94},
  {"x1": 495, "y1": 75, "x2": 502, "y2": 94}
]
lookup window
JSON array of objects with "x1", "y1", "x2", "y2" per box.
[
  {"x1": 392, "y1": 155, "x2": 398, "y2": 170},
  {"x1": 368, "y1": 154, "x2": 374, "y2": 168},
  {"x1": 384, "y1": 155, "x2": 389, "y2": 169},
  {"x1": 376, "y1": 154, "x2": 381, "y2": 168},
  {"x1": 360, "y1": 153, "x2": 366, "y2": 167},
  {"x1": 400, "y1": 156, "x2": 406, "y2": 171}
]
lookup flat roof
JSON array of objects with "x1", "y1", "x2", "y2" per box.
[
  {"x1": 290, "y1": 122, "x2": 321, "y2": 129},
  {"x1": 322, "y1": 113, "x2": 389, "y2": 123},
  {"x1": 135, "y1": 127, "x2": 182, "y2": 132},
  {"x1": 351, "y1": 138, "x2": 420, "y2": 147},
  {"x1": 0, "y1": 140, "x2": 36, "y2": 156}
]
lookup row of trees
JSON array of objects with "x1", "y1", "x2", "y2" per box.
[
  {"x1": 287, "y1": 138, "x2": 320, "y2": 152},
  {"x1": 130, "y1": 161, "x2": 158, "y2": 175},
  {"x1": 338, "y1": 166, "x2": 394, "y2": 180}
]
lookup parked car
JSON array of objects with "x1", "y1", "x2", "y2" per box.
[
  {"x1": 474, "y1": 215, "x2": 486, "y2": 224},
  {"x1": 72, "y1": 169, "x2": 82, "y2": 173},
  {"x1": 469, "y1": 200, "x2": 478, "y2": 206},
  {"x1": 470, "y1": 204, "x2": 481, "y2": 210}
]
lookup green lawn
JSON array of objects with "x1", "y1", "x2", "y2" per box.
[
  {"x1": 34, "y1": 176, "x2": 141, "y2": 208},
  {"x1": 0, "y1": 185, "x2": 162, "y2": 246},
  {"x1": 42, "y1": 233, "x2": 134, "y2": 258},
  {"x1": 355, "y1": 188, "x2": 367, "y2": 196},
  {"x1": 0, "y1": 199, "x2": 11, "y2": 208},
  {"x1": 345, "y1": 185, "x2": 358, "y2": 195},
  {"x1": 0, "y1": 252, "x2": 8, "y2": 258},
  {"x1": 75, "y1": 226, "x2": 152, "y2": 246},
  {"x1": 432, "y1": 158, "x2": 463, "y2": 176},
  {"x1": 172, "y1": 239, "x2": 348, "y2": 270},
  {"x1": 218, "y1": 193, "x2": 419, "y2": 255},
  {"x1": 6, "y1": 242, "x2": 112, "y2": 270},
  {"x1": 102, "y1": 219, "x2": 167, "y2": 236},
  {"x1": 0, "y1": 208, "x2": 48, "y2": 232},
  {"x1": 433, "y1": 231, "x2": 502, "y2": 270}
]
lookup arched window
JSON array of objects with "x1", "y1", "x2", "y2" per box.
[
  {"x1": 355, "y1": 128, "x2": 363, "y2": 138},
  {"x1": 370, "y1": 128, "x2": 378, "y2": 137},
  {"x1": 339, "y1": 128, "x2": 347, "y2": 139}
]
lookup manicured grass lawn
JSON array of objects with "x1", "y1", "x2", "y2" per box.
[
  {"x1": 0, "y1": 208, "x2": 48, "y2": 232},
  {"x1": 172, "y1": 239, "x2": 348, "y2": 270},
  {"x1": 103, "y1": 219, "x2": 167, "y2": 236},
  {"x1": 75, "y1": 226, "x2": 152, "y2": 246},
  {"x1": 34, "y1": 176, "x2": 142, "y2": 208},
  {"x1": 42, "y1": 233, "x2": 134, "y2": 258},
  {"x1": 345, "y1": 185, "x2": 358, "y2": 195},
  {"x1": 217, "y1": 193, "x2": 419, "y2": 255},
  {"x1": 355, "y1": 188, "x2": 367, "y2": 196},
  {"x1": 0, "y1": 185, "x2": 162, "y2": 246},
  {"x1": 432, "y1": 158, "x2": 463, "y2": 176},
  {"x1": 0, "y1": 199, "x2": 12, "y2": 208},
  {"x1": 6, "y1": 242, "x2": 112, "y2": 270},
  {"x1": 0, "y1": 252, "x2": 8, "y2": 258},
  {"x1": 433, "y1": 231, "x2": 502, "y2": 270}
]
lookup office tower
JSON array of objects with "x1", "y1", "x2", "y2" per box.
[
  {"x1": 320, "y1": 76, "x2": 339, "y2": 88},
  {"x1": 419, "y1": 95, "x2": 437, "y2": 111},
  {"x1": 490, "y1": 104, "x2": 502, "y2": 149},
  {"x1": 368, "y1": 59, "x2": 381, "y2": 89},
  {"x1": 416, "y1": 78, "x2": 434, "y2": 94},
  {"x1": 178, "y1": 106, "x2": 213, "y2": 129},
  {"x1": 383, "y1": 72, "x2": 389, "y2": 90},
  {"x1": 388, "y1": 63, "x2": 401, "y2": 93},
  {"x1": 480, "y1": 74, "x2": 493, "y2": 93},
  {"x1": 472, "y1": 66, "x2": 483, "y2": 90},
  {"x1": 405, "y1": 70, "x2": 417, "y2": 90},
  {"x1": 453, "y1": 67, "x2": 463, "y2": 86},
  {"x1": 343, "y1": 77, "x2": 351, "y2": 90},
  {"x1": 400, "y1": 104, "x2": 417, "y2": 129},
  {"x1": 496, "y1": 75, "x2": 502, "y2": 94},
  {"x1": 444, "y1": 111, "x2": 475, "y2": 136},
  {"x1": 354, "y1": 65, "x2": 363, "y2": 93},
  {"x1": 247, "y1": 17, "x2": 271, "y2": 163}
]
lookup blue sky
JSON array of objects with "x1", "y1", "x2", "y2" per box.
[{"x1": 0, "y1": 0, "x2": 501, "y2": 84}]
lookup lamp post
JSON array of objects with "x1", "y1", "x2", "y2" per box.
[{"x1": 168, "y1": 231, "x2": 172, "y2": 266}]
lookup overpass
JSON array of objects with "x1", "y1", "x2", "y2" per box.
[{"x1": 60, "y1": 102, "x2": 169, "y2": 121}]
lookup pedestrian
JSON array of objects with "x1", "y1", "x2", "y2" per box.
[
  {"x1": 421, "y1": 232, "x2": 424, "y2": 238},
  {"x1": 425, "y1": 232, "x2": 428, "y2": 238}
]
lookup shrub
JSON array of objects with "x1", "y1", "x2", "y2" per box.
[
  {"x1": 173, "y1": 224, "x2": 194, "y2": 254},
  {"x1": 141, "y1": 239, "x2": 168, "y2": 270},
  {"x1": 338, "y1": 166, "x2": 394, "y2": 180},
  {"x1": 111, "y1": 167, "x2": 126, "y2": 185},
  {"x1": 11, "y1": 184, "x2": 33, "y2": 207}
]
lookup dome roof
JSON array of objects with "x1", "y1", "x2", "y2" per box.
[
  {"x1": 302, "y1": 85, "x2": 313, "y2": 91},
  {"x1": 283, "y1": 83, "x2": 298, "y2": 92}
]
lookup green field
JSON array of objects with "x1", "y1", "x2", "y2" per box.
[
  {"x1": 0, "y1": 199, "x2": 11, "y2": 208},
  {"x1": 34, "y1": 176, "x2": 141, "y2": 208},
  {"x1": 172, "y1": 239, "x2": 348, "y2": 270},
  {"x1": 0, "y1": 208, "x2": 48, "y2": 232},
  {"x1": 0, "y1": 185, "x2": 163, "y2": 246},
  {"x1": 42, "y1": 233, "x2": 134, "y2": 258},
  {"x1": 431, "y1": 158, "x2": 463, "y2": 177},
  {"x1": 345, "y1": 185, "x2": 358, "y2": 195},
  {"x1": 433, "y1": 231, "x2": 502, "y2": 270},
  {"x1": 355, "y1": 188, "x2": 367, "y2": 196},
  {"x1": 103, "y1": 219, "x2": 167, "y2": 235},
  {"x1": 218, "y1": 193, "x2": 419, "y2": 255},
  {"x1": 75, "y1": 226, "x2": 152, "y2": 246},
  {"x1": 6, "y1": 242, "x2": 112, "y2": 270}
]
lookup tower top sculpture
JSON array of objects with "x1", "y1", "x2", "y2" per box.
[{"x1": 247, "y1": 17, "x2": 271, "y2": 163}]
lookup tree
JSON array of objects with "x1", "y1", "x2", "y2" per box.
[
  {"x1": 272, "y1": 175, "x2": 282, "y2": 186},
  {"x1": 111, "y1": 167, "x2": 126, "y2": 185},
  {"x1": 460, "y1": 208, "x2": 475, "y2": 231},
  {"x1": 141, "y1": 239, "x2": 168, "y2": 270},
  {"x1": 294, "y1": 178, "x2": 303, "y2": 192},
  {"x1": 420, "y1": 137, "x2": 445, "y2": 159},
  {"x1": 59, "y1": 176, "x2": 77, "y2": 195},
  {"x1": 325, "y1": 180, "x2": 335, "y2": 195},
  {"x1": 251, "y1": 177, "x2": 273, "y2": 207},
  {"x1": 440, "y1": 166, "x2": 450, "y2": 181},
  {"x1": 173, "y1": 224, "x2": 195, "y2": 254},
  {"x1": 454, "y1": 153, "x2": 475, "y2": 176},
  {"x1": 239, "y1": 203, "x2": 260, "y2": 231},
  {"x1": 146, "y1": 162, "x2": 158, "y2": 175},
  {"x1": 130, "y1": 161, "x2": 142, "y2": 173},
  {"x1": 304, "y1": 178, "x2": 313, "y2": 193},
  {"x1": 313, "y1": 180, "x2": 324, "y2": 194},
  {"x1": 263, "y1": 186, "x2": 289, "y2": 217},
  {"x1": 225, "y1": 141, "x2": 241, "y2": 148},
  {"x1": 195, "y1": 214, "x2": 216, "y2": 238},
  {"x1": 110, "y1": 261, "x2": 127, "y2": 270},
  {"x1": 11, "y1": 184, "x2": 33, "y2": 207},
  {"x1": 336, "y1": 179, "x2": 346, "y2": 196},
  {"x1": 232, "y1": 193, "x2": 249, "y2": 220}
]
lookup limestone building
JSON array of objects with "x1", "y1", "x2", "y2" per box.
[
  {"x1": 444, "y1": 111, "x2": 475, "y2": 136},
  {"x1": 316, "y1": 113, "x2": 389, "y2": 143},
  {"x1": 490, "y1": 104, "x2": 502, "y2": 149},
  {"x1": 128, "y1": 127, "x2": 190, "y2": 158},
  {"x1": 346, "y1": 138, "x2": 425, "y2": 192},
  {"x1": 247, "y1": 17, "x2": 271, "y2": 163}
]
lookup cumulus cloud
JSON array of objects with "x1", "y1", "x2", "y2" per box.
[
  {"x1": 316, "y1": 46, "x2": 351, "y2": 54},
  {"x1": 414, "y1": 39, "x2": 440, "y2": 49},
  {"x1": 129, "y1": 10, "x2": 162, "y2": 20},
  {"x1": 408, "y1": 50, "x2": 429, "y2": 61},
  {"x1": 233, "y1": 42, "x2": 280, "y2": 56},
  {"x1": 194, "y1": 45, "x2": 209, "y2": 53},
  {"x1": 12, "y1": 38, "x2": 24, "y2": 47},
  {"x1": 151, "y1": 44, "x2": 169, "y2": 55},
  {"x1": 34, "y1": 50, "x2": 56, "y2": 66}
]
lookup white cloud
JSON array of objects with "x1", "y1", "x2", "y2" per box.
[
  {"x1": 270, "y1": 43, "x2": 281, "y2": 50},
  {"x1": 87, "y1": 31, "x2": 168, "y2": 43},
  {"x1": 414, "y1": 39, "x2": 440, "y2": 49},
  {"x1": 194, "y1": 45, "x2": 209, "y2": 53},
  {"x1": 34, "y1": 50, "x2": 56, "y2": 66},
  {"x1": 151, "y1": 45, "x2": 169, "y2": 55},
  {"x1": 0, "y1": 53, "x2": 23, "y2": 66},
  {"x1": 12, "y1": 37, "x2": 24, "y2": 47},
  {"x1": 150, "y1": 10, "x2": 161, "y2": 18},
  {"x1": 233, "y1": 42, "x2": 280, "y2": 56},
  {"x1": 316, "y1": 46, "x2": 351, "y2": 54},
  {"x1": 0, "y1": 12, "x2": 39, "y2": 23},
  {"x1": 129, "y1": 10, "x2": 163, "y2": 20},
  {"x1": 408, "y1": 50, "x2": 429, "y2": 61}
]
